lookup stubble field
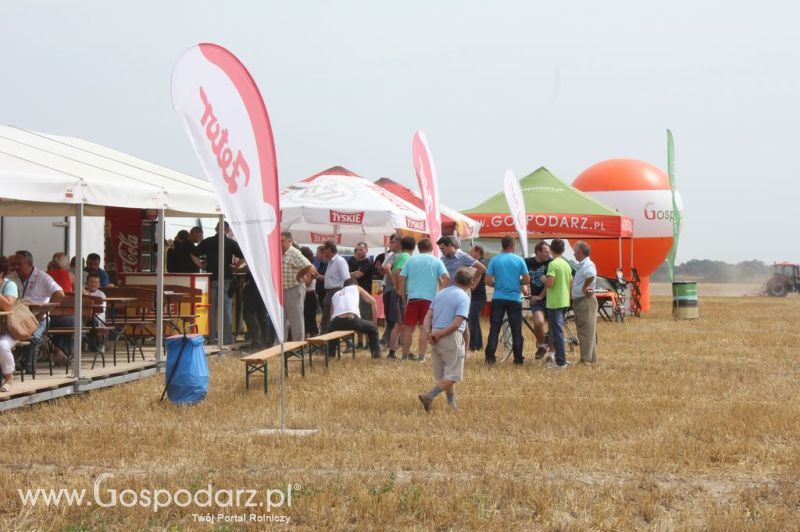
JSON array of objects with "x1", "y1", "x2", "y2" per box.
[{"x1": 1, "y1": 294, "x2": 799, "y2": 530}]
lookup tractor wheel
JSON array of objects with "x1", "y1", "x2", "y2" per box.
[{"x1": 766, "y1": 279, "x2": 789, "y2": 297}]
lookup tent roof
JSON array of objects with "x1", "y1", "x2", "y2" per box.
[
  {"x1": 0, "y1": 125, "x2": 221, "y2": 217},
  {"x1": 280, "y1": 166, "x2": 430, "y2": 247},
  {"x1": 464, "y1": 167, "x2": 633, "y2": 238},
  {"x1": 374, "y1": 177, "x2": 480, "y2": 239}
]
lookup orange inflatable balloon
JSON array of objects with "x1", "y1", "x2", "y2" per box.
[{"x1": 573, "y1": 159, "x2": 681, "y2": 312}]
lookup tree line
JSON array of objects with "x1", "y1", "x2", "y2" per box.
[{"x1": 651, "y1": 260, "x2": 774, "y2": 283}]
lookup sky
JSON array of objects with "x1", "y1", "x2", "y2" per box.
[{"x1": 1, "y1": 1, "x2": 797, "y2": 264}]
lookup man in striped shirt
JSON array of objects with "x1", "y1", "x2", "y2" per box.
[{"x1": 281, "y1": 232, "x2": 316, "y2": 341}]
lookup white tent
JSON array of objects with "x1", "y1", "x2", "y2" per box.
[
  {"x1": 373, "y1": 177, "x2": 480, "y2": 239},
  {"x1": 0, "y1": 125, "x2": 220, "y2": 216},
  {"x1": 280, "y1": 166, "x2": 430, "y2": 247},
  {"x1": 0, "y1": 125, "x2": 224, "y2": 383}
]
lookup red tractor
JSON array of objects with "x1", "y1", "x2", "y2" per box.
[{"x1": 765, "y1": 263, "x2": 800, "y2": 297}]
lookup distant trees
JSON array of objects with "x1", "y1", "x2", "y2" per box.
[{"x1": 651, "y1": 260, "x2": 772, "y2": 283}]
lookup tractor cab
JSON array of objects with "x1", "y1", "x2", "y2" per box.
[
  {"x1": 766, "y1": 263, "x2": 800, "y2": 296},
  {"x1": 773, "y1": 263, "x2": 799, "y2": 281}
]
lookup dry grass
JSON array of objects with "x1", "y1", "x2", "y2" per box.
[{"x1": 1, "y1": 296, "x2": 799, "y2": 530}]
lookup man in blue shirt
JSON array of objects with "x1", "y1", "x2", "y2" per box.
[
  {"x1": 484, "y1": 236, "x2": 531, "y2": 365},
  {"x1": 437, "y1": 236, "x2": 486, "y2": 289},
  {"x1": 85, "y1": 253, "x2": 110, "y2": 287},
  {"x1": 397, "y1": 238, "x2": 449, "y2": 361},
  {"x1": 418, "y1": 266, "x2": 473, "y2": 413}
]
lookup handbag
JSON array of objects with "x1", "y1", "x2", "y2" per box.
[{"x1": 6, "y1": 300, "x2": 40, "y2": 340}]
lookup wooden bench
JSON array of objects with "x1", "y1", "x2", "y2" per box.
[
  {"x1": 240, "y1": 341, "x2": 307, "y2": 393},
  {"x1": 305, "y1": 330, "x2": 356, "y2": 368}
]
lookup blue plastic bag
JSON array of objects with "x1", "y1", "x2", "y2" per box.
[{"x1": 165, "y1": 334, "x2": 208, "y2": 405}]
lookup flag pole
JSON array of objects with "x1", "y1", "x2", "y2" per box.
[{"x1": 280, "y1": 341, "x2": 286, "y2": 432}]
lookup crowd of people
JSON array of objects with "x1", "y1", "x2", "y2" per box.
[
  {"x1": 0, "y1": 249, "x2": 113, "y2": 393},
  {"x1": 228, "y1": 232, "x2": 600, "y2": 413},
  {"x1": 0, "y1": 225, "x2": 601, "y2": 408}
]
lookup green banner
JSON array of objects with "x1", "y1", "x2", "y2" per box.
[{"x1": 666, "y1": 129, "x2": 681, "y2": 281}]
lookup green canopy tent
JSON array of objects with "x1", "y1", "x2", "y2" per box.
[{"x1": 464, "y1": 167, "x2": 633, "y2": 263}]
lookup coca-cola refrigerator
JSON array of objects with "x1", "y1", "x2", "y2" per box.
[{"x1": 105, "y1": 207, "x2": 159, "y2": 284}]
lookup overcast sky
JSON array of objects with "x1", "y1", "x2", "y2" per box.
[{"x1": 1, "y1": 1, "x2": 797, "y2": 263}]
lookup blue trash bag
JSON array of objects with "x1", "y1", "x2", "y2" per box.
[{"x1": 165, "y1": 334, "x2": 208, "y2": 405}]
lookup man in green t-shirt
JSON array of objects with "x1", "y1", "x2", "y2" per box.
[
  {"x1": 541, "y1": 239, "x2": 572, "y2": 368},
  {"x1": 387, "y1": 236, "x2": 415, "y2": 359}
]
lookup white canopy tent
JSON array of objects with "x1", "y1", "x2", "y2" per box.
[
  {"x1": 0, "y1": 125, "x2": 224, "y2": 381},
  {"x1": 280, "y1": 166, "x2": 430, "y2": 247}
]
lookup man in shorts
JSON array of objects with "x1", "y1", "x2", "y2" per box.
[
  {"x1": 524, "y1": 241, "x2": 553, "y2": 359},
  {"x1": 418, "y1": 267, "x2": 473, "y2": 413},
  {"x1": 397, "y1": 238, "x2": 449, "y2": 361}
]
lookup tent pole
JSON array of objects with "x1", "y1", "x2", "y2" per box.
[
  {"x1": 618, "y1": 237, "x2": 622, "y2": 271},
  {"x1": 155, "y1": 209, "x2": 165, "y2": 366},
  {"x1": 72, "y1": 204, "x2": 84, "y2": 382},
  {"x1": 217, "y1": 214, "x2": 225, "y2": 354}
]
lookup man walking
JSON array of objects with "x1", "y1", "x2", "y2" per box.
[
  {"x1": 467, "y1": 245, "x2": 489, "y2": 351},
  {"x1": 484, "y1": 236, "x2": 530, "y2": 366},
  {"x1": 317, "y1": 240, "x2": 350, "y2": 332},
  {"x1": 525, "y1": 241, "x2": 553, "y2": 359},
  {"x1": 418, "y1": 267, "x2": 473, "y2": 413},
  {"x1": 541, "y1": 238, "x2": 573, "y2": 368},
  {"x1": 397, "y1": 238, "x2": 449, "y2": 361},
  {"x1": 572, "y1": 241, "x2": 598, "y2": 365},
  {"x1": 281, "y1": 231, "x2": 316, "y2": 341}
]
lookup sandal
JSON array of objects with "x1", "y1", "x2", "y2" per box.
[{"x1": 0, "y1": 383, "x2": 9, "y2": 393}]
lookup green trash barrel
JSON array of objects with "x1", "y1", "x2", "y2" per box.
[{"x1": 672, "y1": 281, "x2": 698, "y2": 319}]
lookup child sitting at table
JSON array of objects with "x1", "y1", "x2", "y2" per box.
[{"x1": 83, "y1": 273, "x2": 106, "y2": 352}]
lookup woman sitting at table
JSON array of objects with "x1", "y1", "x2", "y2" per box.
[
  {"x1": 0, "y1": 256, "x2": 19, "y2": 392},
  {"x1": 47, "y1": 252, "x2": 74, "y2": 294}
]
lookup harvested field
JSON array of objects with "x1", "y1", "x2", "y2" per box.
[{"x1": 1, "y1": 295, "x2": 799, "y2": 530}]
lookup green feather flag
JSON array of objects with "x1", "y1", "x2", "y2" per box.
[{"x1": 666, "y1": 129, "x2": 681, "y2": 282}]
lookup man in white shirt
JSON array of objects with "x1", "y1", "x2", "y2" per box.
[
  {"x1": 9, "y1": 250, "x2": 69, "y2": 369},
  {"x1": 572, "y1": 241, "x2": 598, "y2": 365},
  {"x1": 317, "y1": 240, "x2": 351, "y2": 332},
  {"x1": 327, "y1": 279, "x2": 381, "y2": 358}
]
